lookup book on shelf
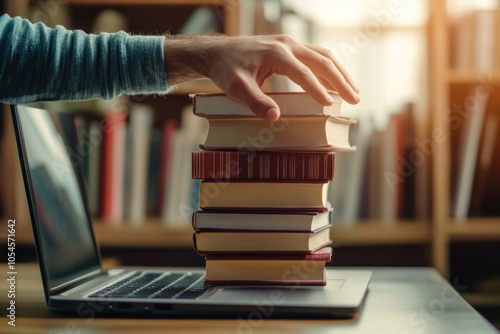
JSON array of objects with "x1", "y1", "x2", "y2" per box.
[
  {"x1": 124, "y1": 105, "x2": 153, "y2": 223},
  {"x1": 328, "y1": 115, "x2": 372, "y2": 223},
  {"x1": 86, "y1": 121, "x2": 103, "y2": 217},
  {"x1": 158, "y1": 119, "x2": 178, "y2": 216},
  {"x1": 450, "y1": 9, "x2": 500, "y2": 70},
  {"x1": 201, "y1": 116, "x2": 356, "y2": 151},
  {"x1": 162, "y1": 106, "x2": 208, "y2": 224},
  {"x1": 193, "y1": 92, "x2": 342, "y2": 118},
  {"x1": 328, "y1": 103, "x2": 421, "y2": 223},
  {"x1": 146, "y1": 128, "x2": 162, "y2": 216},
  {"x1": 204, "y1": 247, "x2": 332, "y2": 285},
  {"x1": 193, "y1": 210, "x2": 332, "y2": 232},
  {"x1": 469, "y1": 112, "x2": 498, "y2": 217},
  {"x1": 193, "y1": 227, "x2": 331, "y2": 254},
  {"x1": 369, "y1": 112, "x2": 404, "y2": 222},
  {"x1": 74, "y1": 115, "x2": 103, "y2": 218},
  {"x1": 192, "y1": 151, "x2": 335, "y2": 181},
  {"x1": 452, "y1": 85, "x2": 489, "y2": 220},
  {"x1": 468, "y1": 91, "x2": 500, "y2": 217},
  {"x1": 199, "y1": 181, "x2": 330, "y2": 211},
  {"x1": 101, "y1": 111, "x2": 127, "y2": 224}
]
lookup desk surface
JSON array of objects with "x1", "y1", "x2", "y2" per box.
[{"x1": 0, "y1": 264, "x2": 498, "y2": 334}]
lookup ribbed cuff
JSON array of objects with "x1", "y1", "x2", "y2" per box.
[{"x1": 124, "y1": 35, "x2": 168, "y2": 95}]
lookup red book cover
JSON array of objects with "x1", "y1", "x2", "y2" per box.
[
  {"x1": 204, "y1": 248, "x2": 332, "y2": 286},
  {"x1": 101, "y1": 112, "x2": 127, "y2": 223},
  {"x1": 192, "y1": 151, "x2": 335, "y2": 181},
  {"x1": 158, "y1": 120, "x2": 178, "y2": 214}
]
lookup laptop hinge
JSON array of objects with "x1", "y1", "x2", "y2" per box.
[{"x1": 49, "y1": 269, "x2": 104, "y2": 295}]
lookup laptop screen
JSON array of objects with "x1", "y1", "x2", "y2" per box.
[{"x1": 13, "y1": 106, "x2": 101, "y2": 291}]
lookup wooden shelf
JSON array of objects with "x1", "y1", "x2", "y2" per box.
[
  {"x1": 447, "y1": 69, "x2": 500, "y2": 84},
  {"x1": 333, "y1": 221, "x2": 431, "y2": 246},
  {"x1": 7, "y1": 219, "x2": 431, "y2": 248},
  {"x1": 461, "y1": 292, "x2": 500, "y2": 307},
  {"x1": 92, "y1": 220, "x2": 193, "y2": 248},
  {"x1": 448, "y1": 218, "x2": 500, "y2": 241},
  {"x1": 172, "y1": 79, "x2": 222, "y2": 95},
  {"x1": 67, "y1": 0, "x2": 228, "y2": 5},
  {"x1": 9, "y1": 220, "x2": 194, "y2": 248}
]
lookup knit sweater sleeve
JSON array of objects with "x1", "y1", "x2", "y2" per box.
[{"x1": 0, "y1": 14, "x2": 168, "y2": 104}]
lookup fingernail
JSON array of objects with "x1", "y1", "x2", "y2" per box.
[
  {"x1": 353, "y1": 83, "x2": 360, "y2": 93},
  {"x1": 265, "y1": 108, "x2": 279, "y2": 121},
  {"x1": 326, "y1": 93, "x2": 334, "y2": 103},
  {"x1": 353, "y1": 92, "x2": 360, "y2": 102}
]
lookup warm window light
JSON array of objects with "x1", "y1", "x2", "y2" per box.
[{"x1": 283, "y1": 0, "x2": 427, "y2": 127}]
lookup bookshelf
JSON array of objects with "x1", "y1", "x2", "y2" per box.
[
  {"x1": 447, "y1": 218, "x2": 500, "y2": 241},
  {"x1": 6, "y1": 0, "x2": 494, "y2": 276},
  {"x1": 447, "y1": 70, "x2": 500, "y2": 84},
  {"x1": 428, "y1": 0, "x2": 500, "y2": 280},
  {"x1": 10, "y1": 218, "x2": 431, "y2": 248},
  {"x1": 0, "y1": 0, "x2": 433, "y2": 262}
]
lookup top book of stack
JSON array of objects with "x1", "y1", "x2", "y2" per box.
[{"x1": 193, "y1": 92, "x2": 343, "y2": 118}]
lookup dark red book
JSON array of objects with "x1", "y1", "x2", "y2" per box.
[
  {"x1": 192, "y1": 151, "x2": 335, "y2": 181},
  {"x1": 158, "y1": 120, "x2": 178, "y2": 214},
  {"x1": 204, "y1": 247, "x2": 332, "y2": 285},
  {"x1": 101, "y1": 112, "x2": 127, "y2": 223}
]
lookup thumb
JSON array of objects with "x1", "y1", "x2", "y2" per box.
[{"x1": 226, "y1": 77, "x2": 280, "y2": 121}]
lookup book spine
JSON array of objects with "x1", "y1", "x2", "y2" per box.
[
  {"x1": 101, "y1": 112, "x2": 127, "y2": 224},
  {"x1": 192, "y1": 151, "x2": 335, "y2": 181},
  {"x1": 158, "y1": 120, "x2": 178, "y2": 215}
]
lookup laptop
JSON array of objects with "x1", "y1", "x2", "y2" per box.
[{"x1": 10, "y1": 104, "x2": 371, "y2": 318}]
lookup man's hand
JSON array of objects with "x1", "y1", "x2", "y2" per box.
[{"x1": 164, "y1": 34, "x2": 359, "y2": 121}]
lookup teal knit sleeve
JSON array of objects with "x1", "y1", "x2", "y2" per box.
[{"x1": 0, "y1": 14, "x2": 168, "y2": 104}]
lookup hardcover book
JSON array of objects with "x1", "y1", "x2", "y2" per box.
[
  {"x1": 193, "y1": 227, "x2": 331, "y2": 253},
  {"x1": 194, "y1": 92, "x2": 342, "y2": 118},
  {"x1": 201, "y1": 116, "x2": 356, "y2": 152},
  {"x1": 199, "y1": 181, "x2": 330, "y2": 211},
  {"x1": 192, "y1": 151, "x2": 335, "y2": 181},
  {"x1": 204, "y1": 247, "x2": 332, "y2": 285},
  {"x1": 193, "y1": 210, "x2": 331, "y2": 232}
]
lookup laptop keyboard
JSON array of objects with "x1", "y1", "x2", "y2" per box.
[{"x1": 89, "y1": 272, "x2": 212, "y2": 300}]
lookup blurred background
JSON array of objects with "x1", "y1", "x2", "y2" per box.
[{"x1": 1, "y1": 0, "x2": 500, "y2": 328}]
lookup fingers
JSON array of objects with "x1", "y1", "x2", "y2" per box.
[
  {"x1": 274, "y1": 52, "x2": 335, "y2": 106},
  {"x1": 304, "y1": 43, "x2": 360, "y2": 94},
  {"x1": 293, "y1": 43, "x2": 359, "y2": 104},
  {"x1": 318, "y1": 78, "x2": 337, "y2": 92},
  {"x1": 225, "y1": 74, "x2": 280, "y2": 121}
]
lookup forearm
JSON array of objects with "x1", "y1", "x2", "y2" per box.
[
  {"x1": 163, "y1": 34, "x2": 218, "y2": 86},
  {"x1": 0, "y1": 14, "x2": 168, "y2": 104}
]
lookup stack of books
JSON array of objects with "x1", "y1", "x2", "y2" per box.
[{"x1": 191, "y1": 92, "x2": 356, "y2": 285}]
